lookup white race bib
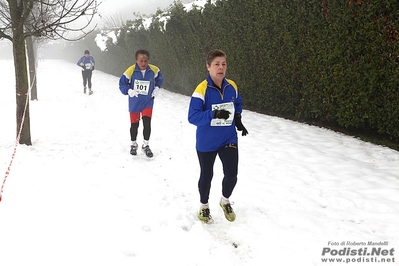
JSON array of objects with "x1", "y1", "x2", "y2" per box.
[
  {"x1": 85, "y1": 63, "x2": 92, "y2": 70},
  {"x1": 134, "y1": 80, "x2": 150, "y2": 95},
  {"x1": 211, "y1": 102, "x2": 235, "y2": 126}
]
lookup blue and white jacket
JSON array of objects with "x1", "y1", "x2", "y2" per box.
[
  {"x1": 188, "y1": 75, "x2": 243, "y2": 152},
  {"x1": 77, "y1": 56, "x2": 95, "y2": 71},
  {"x1": 119, "y1": 63, "x2": 164, "y2": 113}
]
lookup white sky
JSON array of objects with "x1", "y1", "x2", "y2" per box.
[
  {"x1": 65, "y1": 0, "x2": 193, "y2": 37},
  {"x1": 97, "y1": 0, "x2": 193, "y2": 24},
  {"x1": 98, "y1": 0, "x2": 184, "y2": 14}
]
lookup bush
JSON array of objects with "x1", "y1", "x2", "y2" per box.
[{"x1": 69, "y1": 0, "x2": 399, "y2": 147}]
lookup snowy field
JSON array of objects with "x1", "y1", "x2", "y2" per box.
[{"x1": 0, "y1": 59, "x2": 398, "y2": 266}]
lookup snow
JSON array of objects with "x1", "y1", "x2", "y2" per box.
[
  {"x1": 0, "y1": 59, "x2": 398, "y2": 266},
  {"x1": 183, "y1": 0, "x2": 214, "y2": 12},
  {"x1": 95, "y1": 30, "x2": 118, "y2": 51}
]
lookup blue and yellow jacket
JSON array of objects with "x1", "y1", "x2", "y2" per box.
[
  {"x1": 188, "y1": 75, "x2": 243, "y2": 152},
  {"x1": 119, "y1": 63, "x2": 164, "y2": 113}
]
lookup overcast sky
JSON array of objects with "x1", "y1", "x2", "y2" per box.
[
  {"x1": 0, "y1": 0, "x2": 194, "y2": 52},
  {"x1": 99, "y1": 0, "x2": 190, "y2": 14},
  {"x1": 97, "y1": 0, "x2": 193, "y2": 26}
]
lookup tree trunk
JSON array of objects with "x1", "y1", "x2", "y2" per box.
[
  {"x1": 10, "y1": 1, "x2": 32, "y2": 145},
  {"x1": 26, "y1": 36, "x2": 38, "y2": 101},
  {"x1": 13, "y1": 36, "x2": 32, "y2": 145}
]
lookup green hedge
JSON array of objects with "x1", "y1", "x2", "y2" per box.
[{"x1": 65, "y1": 0, "x2": 399, "y2": 146}]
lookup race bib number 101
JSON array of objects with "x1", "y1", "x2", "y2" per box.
[{"x1": 134, "y1": 80, "x2": 150, "y2": 95}]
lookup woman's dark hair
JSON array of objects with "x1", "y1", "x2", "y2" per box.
[{"x1": 206, "y1": 49, "x2": 227, "y2": 65}]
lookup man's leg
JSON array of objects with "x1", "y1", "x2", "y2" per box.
[
  {"x1": 129, "y1": 112, "x2": 140, "y2": 155},
  {"x1": 141, "y1": 108, "x2": 153, "y2": 142}
]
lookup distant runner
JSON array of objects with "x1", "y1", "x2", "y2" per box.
[{"x1": 77, "y1": 49, "x2": 95, "y2": 95}]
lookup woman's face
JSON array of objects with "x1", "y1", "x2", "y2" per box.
[
  {"x1": 207, "y1": 56, "x2": 227, "y2": 82},
  {"x1": 136, "y1": 54, "x2": 149, "y2": 70}
]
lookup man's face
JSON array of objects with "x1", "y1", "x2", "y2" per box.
[{"x1": 136, "y1": 54, "x2": 148, "y2": 70}]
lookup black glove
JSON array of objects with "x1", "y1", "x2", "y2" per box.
[
  {"x1": 92, "y1": 66, "x2": 95, "y2": 71},
  {"x1": 213, "y1": 109, "x2": 230, "y2": 120},
  {"x1": 234, "y1": 114, "x2": 248, "y2": 136}
]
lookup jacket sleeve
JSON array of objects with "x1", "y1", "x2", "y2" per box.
[
  {"x1": 188, "y1": 97, "x2": 214, "y2": 127},
  {"x1": 119, "y1": 74, "x2": 130, "y2": 95},
  {"x1": 188, "y1": 81, "x2": 214, "y2": 126},
  {"x1": 155, "y1": 70, "x2": 163, "y2": 88},
  {"x1": 226, "y1": 79, "x2": 243, "y2": 115},
  {"x1": 235, "y1": 92, "x2": 243, "y2": 115},
  {"x1": 119, "y1": 65, "x2": 135, "y2": 95},
  {"x1": 77, "y1": 56, "x2": 83, "y2": 66},
  {"x1": 148, "y1": 64, "x2": 163, "y2": 88}
]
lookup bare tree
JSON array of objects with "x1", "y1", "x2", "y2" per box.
[
  {"x1": 0, "y1": 0, "x2": 98, "y2": 145},
  {"x1": 102, "y1": 12, "x2": 128, "y2": 30},
  {"x1": 26, "y1": 36, "x2": 38, "y2": 100}
]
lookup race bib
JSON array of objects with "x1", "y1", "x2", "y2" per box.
[
  {"x1": 211, "y1": 102, "x2": 235, "y2": 126},
  {"x1": 134, "y1": 80, "x2": 150, "y2": 95},
  {"x1": 85, "y1": 63, "x2": 92, "y2": 70}
]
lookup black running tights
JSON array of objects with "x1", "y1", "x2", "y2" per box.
[
  {"x1": 196, "y1": 144, "x2": 238, "y2": 204},
  {"x1": 81, "y1": 70, "x2": 92, "y2": 88},
  {"x1": 130, "y1": 116, "x2": 151, "y2": 141}
]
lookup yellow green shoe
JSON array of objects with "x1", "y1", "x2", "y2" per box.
[
  {"x1": 198, "y1": 207, "x2": 213, "y2": 223},
  {"x1": 220, "y1": 200, "x2": 236, "y2": 222}
]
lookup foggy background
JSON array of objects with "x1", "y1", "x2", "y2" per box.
[
  {"x1": 99, "y1": 0, "x2": 192, "y2": 19},
  {"x1": 0, "y1": 0, "x2": 193, "y2": 59},
  {"x1": 97, "y1": 0, "x2": 193, "y2": 27}
]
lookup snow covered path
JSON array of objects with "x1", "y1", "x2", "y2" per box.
[{"x1": 0, "y1": 59, "x2": 398, "y2": 266}]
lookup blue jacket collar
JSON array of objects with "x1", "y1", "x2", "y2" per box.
[{"x1": 206, "y1": 74, "x2": 227, "y2": 89}]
